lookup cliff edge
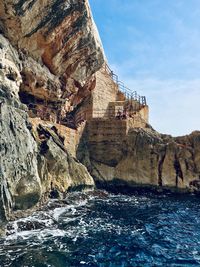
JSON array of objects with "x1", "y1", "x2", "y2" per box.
[
  {"x1": 0, "y1": 0, "x2": 200, "y2": 231},
  {"x1": 78, "y1": 125, "x2": 200, "y2": 193},
  {"x1": 0, "y1": 0, "x2": 104, "y2": 226}
]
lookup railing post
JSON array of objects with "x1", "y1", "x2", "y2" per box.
[{"x1": 138, "y1": 96, "x2": 141, "y2": 109}]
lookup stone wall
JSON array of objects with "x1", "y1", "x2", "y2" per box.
[
  {"x1": 84, "y1": 119, "x2": 128, "y2": 167},
  {"x1": 75, "y1": 66, "x2": 149, "y2": 125},
  {"x1": 74, "y1": 65, "x2": 118, "y2": 122},
  {"x1": 80, "y1": 115, "x2": 148, "y2": 167},
  {"x1": 91, "y1": 66, "x2": 118, "y2": 118}
]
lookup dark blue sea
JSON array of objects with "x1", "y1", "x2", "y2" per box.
[{"x1": 1, "y1": 190, "x2": 200, "y2": 267}]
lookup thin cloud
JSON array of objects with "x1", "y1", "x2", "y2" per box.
[
  {"x1": 124, "y1": 78, "x2": 200, "y2": 136},
  {"x1": 90, "y1": 0, "x2": 200, "y2": 135}
]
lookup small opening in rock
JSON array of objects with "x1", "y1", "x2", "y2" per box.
[{"x1": 6, "y1": 73, "x2": 17, "y2": 82}]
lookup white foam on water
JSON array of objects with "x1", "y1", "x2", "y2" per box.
[
  {"x1": 62, "y1": 217, "x2": 81, "y2": 223},
  {"x1": 193, "y1": 251, "x2": 200, "y2": 262},
  {"x1": 6, "y1": 215, "x2": 55, "y2": 239},
  {"x1": 36, "y1": 229, "x2": 67, "y2": 239},
  {"x1": 52, "y1": 207, "x2": 69, "y2": 221},
  {"x1": 52, "y1": 199, "x2": 89, "y2": 221},
  {"x1": 5, "y1": 227, "x2": 68, "y2": 246},
  {"x1": 5, "y1": 229, "x2": 38, "y2": 241}
]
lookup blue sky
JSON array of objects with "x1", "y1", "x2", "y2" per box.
[{"x1": 89, "y1": 0, "x2": 200, "y2": 136}]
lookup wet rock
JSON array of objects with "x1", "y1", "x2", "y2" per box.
[
  {"x1": 0, "y1": 36, "x2": 42, "y2": 219},
  {"x1": 49, "y1": 189, "x2": 63, "y2": 199},
  {"x1": 37, "y1": 134, "x2": 94, "y2": 194},
  {"x1": 87, "y1": 190, "x2": 109, "y2": 199},
  {"x1": 17, "y1": 220, "x2": 47, "y2": 231},
  {"x1": 0, "y1": 33, "x2": 95, "y2": 229}
]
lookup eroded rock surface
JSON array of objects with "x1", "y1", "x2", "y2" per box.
[
  {"x1": 0, "y1": 0, "x2": 104, "y2": 104},
  {"x1": 0, "y1": 0, "x2": 200, "y2": 235},
  {"x1": 0, "y1": 34, "x2": 94, "y2": 226},
  {"x1": 78, "y1": 124, "x2": 200, "y2": 193},
  {"x1": 0, "y1": 36, "x2": 41, "y2": 223}
]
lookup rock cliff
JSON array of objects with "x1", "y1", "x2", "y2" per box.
[
  {"x1": 0, "y1": 0, "x2": 200, "y2": 232},
  {"x1": 77, "y1": 124, "x2": 200, "y2": 193},
  {"x1": 0, "y1": 0, "x2": 103, "y2": 227},
  {"x1": 0, "y1": 0, "x2": 104, "y2": 105}
]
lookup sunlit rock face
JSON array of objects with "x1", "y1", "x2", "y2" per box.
[
  {"x1": 0, "y1": 34, "x2": 94, "y2": 226},
  {"x1": 0, "y1": 0, "x2": 103, "y2": 225},
  {"x1": 0, "y1": 0, "x2": 104, "y2": 102},
  {"x1": 0, "y1": 36, "x2": 22, "y2": 98},
  {"x1": 78, "y1": 125, "x2": 200, "y2": 193},
  {"x1": 1, "y1": 0, "x2": 200, "y2": 234}
]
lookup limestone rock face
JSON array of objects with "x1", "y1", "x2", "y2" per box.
[
  {"x1": 1, "y1": 0, "x2": 200, "y2": 234},
  {"x1": 21, "y1": 56, "x2": 62, "y2": 101},
  {"x1": 0, "y1": 34, "x2": 94, "y2": 226},
  {"x1": 0, "y1": 0, "x2": 104, "y2": 225},
  {"x1": 0, "y1": 36, "x2": 41, "y2": 223},
  {"x1": 35, "y1": 124, "x2": 94, "y2": 194},
  {"x1": 0, "y1": 102, "x2": 42, "y2": 211},
  {"x1": 78, "y1": 124, "x2": 200, "y2": 193},
  {"x1": 0, "y1": 0, "x2": 104, "y2": 103},
  {"x1": 0, "y1": 0, "x2": 103, "y2": 230},
  {"x1": 0, "y1": 36, "x2": 22, "y2": 97}
]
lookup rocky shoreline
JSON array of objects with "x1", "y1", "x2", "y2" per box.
[{"x1": 0, "y1": 0, "x2": 200, "y2": 233}]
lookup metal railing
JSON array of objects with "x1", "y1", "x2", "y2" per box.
[
  {"x1": 0, "y1": 99, "x2": 147, "y2": 131},
  {"x1": 74, "y1": 104, "x2": 146, "y2": 125},
  {"x1": 104, "y1": 63, "x2": 147, "y2": 106}
]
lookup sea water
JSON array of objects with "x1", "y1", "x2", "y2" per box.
[{"x1": 0, "y1": 190, "x2": 200, "y2": 267}]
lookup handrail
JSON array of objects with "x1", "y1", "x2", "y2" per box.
[
  {"x1": 0, "y1": 99, "x2": 147, "y2": 130},
  {"x1": 104, "y1": 63, "x2": 147, "y2": 106},
  {"x1": 75, "y1": 102, "x2": 147, "y2": 125}
]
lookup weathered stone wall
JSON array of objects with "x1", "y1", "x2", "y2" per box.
[
  {"x1": 74, "y1": 65, "x2": 118, "y2": 122},
  {"x1": 127, "y1": 114, "x2": 147, "y2": 128},
  {"x1": 91, "y1": 66, "x2": 118, "y2": 118},
  {"x1": 75, "y1": 67, "x2": 149, "y2": 124},
  {"x1": 78, "y1": 116, "x2": 148, "y2": 168}
]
